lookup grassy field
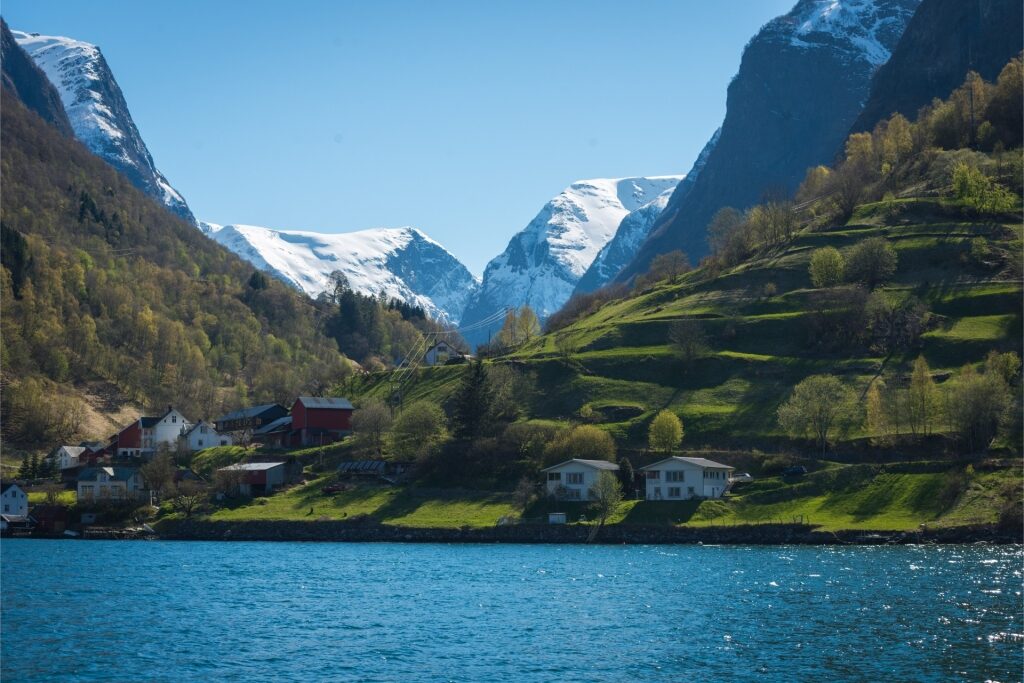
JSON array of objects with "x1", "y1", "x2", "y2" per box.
[
  {"x1": 201, "y1": 476, "x2": 516, "y2": 528},
  {"x1": 352, "y1": 198, "x2": 1021, "y2": 450},
  {"x1": 26, "y1": 489, "x2": 77, "y2": 506}
]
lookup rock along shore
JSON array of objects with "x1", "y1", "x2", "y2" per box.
[{"x1": 134, "y1": 520, "x2": 1019, "y2": 545}]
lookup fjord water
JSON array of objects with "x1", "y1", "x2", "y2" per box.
[{"x1": 2, "y1": 541, "x2": 1020, "y2": 682}]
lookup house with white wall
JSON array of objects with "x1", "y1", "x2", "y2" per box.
[
  {"x1": 77, "y1": 467, "x2": 147, "y2": 503},
  {"x1": 180, "y1": 420, "x2": 231, "y2": 452},
  {"x1": 541, "y1": 459, "x2": 619, "y2": 500},
  {"x1": 639, "y1": 457, "x2": 734, "y2": 501},
  {"x1": 1, "y1": 483, "x2": 29, "y2": 517},
  {"x1": 52, "y1": 445, "x2": 87, "y2": 471},
  {"x1": 422, "y1": 341, "x2": 465, "y2": 367}
]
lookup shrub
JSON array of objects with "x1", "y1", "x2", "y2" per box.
[
  {"x1": 808, "y1": 247, "x2": 845, "y2": 288},
  {"x1": 845, "y1": 237, "x2": 897, "y2": 288}
]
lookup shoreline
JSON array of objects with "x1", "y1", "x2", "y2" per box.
[{"x1": 8, "y1": 520, "x2": 1020, "y2": 545}]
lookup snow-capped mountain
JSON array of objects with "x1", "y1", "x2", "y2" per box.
[
  {"x1": 574, "y1": 129, "x2": 720, "y2": 294},
  {"x1": 12, "y1": 30, "x2": 195, "y2": 223},
  {"x1": 618, "y1": 0, "x2": 920, "y2": 281},
  {"x1": 459, "y1": 176, "x2": 682, "y2": 345},
  {"x1": 203, "y1": 222, "x2": 478, "y2": 324}
]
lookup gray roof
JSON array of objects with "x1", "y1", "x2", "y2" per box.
[
  {"x1": 78, "y1": 466, "x2": 140, "y2": 482},
  {"x1": 215, "y1": 403, "x2": 286, "y2": 423},
  {"x1": 1, "y1": 483, "x2": 22, "y2": 494},
  {"x1": 541, "y1": 459, "x2": 620, "y2": 472},
  {"x1": 640, "y1": 456, "x2": 734, "y2": 470},
  {"x1": 296, "y1": 396, "x2": 354, "y2": 410},
  {"x1": 57, "y1": 446, "x2": 88, "y2": 457},
  {"x1": 254, "y1": 416, "x2": 292, "y2": 435},
  {"x1": 219, "y1": 462, "x2": 287, "y2": 472}
]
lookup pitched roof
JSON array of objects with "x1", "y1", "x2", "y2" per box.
[
  {"x1": 57, "y1": 446, "x2": 88, "y2": 457},
  {"x1": 219, "y1": 462, "x2": 287, "y2": 472},
  {"x1": 254, "y1": 415, "x2": 292, "y2": 435},
  {"x1": 181, "y1": 420, "x2": 216, "y2": 438},
  {"x1": 541, "y1": 458, "x2": 620, "y2": 472},
  {"x1": 337, "y1": 460, "x2": 386, "y2": 474},
  {"x1": 639, "y1": 456, "x2": 734, "y2": 470},
  {"x1": 139, "y1": 416, "x2": 160, "y2": 428},
  {"x1": 215, "y1": 403, "x2": 286, "y2": 423},
  {"x1": 1, "y1": 483, "x2": 22, "y2": 494},
  {"x1": 296, "y1": 396, "x2": 354, "y2": 410},
  {"x1": 78, "y1": 466, "x2": 140, "y2": 482}
]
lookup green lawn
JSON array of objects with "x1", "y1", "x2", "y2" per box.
[
  {"x1": 27, "y1": 489, "x2": 77, "y2": 505},
  {"x1": 205, "y1": 476, "x2": 516, "y2": 528}
]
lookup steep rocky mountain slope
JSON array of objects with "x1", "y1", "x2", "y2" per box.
[
  {"x1": 0, "y1": 20, "x2": 72, "y2": 136},
  {"x1": 618, "y1": 0, "x2": 921, "y2": 280},
  {"x1": 850, "y1": 0, "x2": 1023, "y2": 134},
  {"x1": 12, "y1": 28, "x2": 195, "y2": 223}
]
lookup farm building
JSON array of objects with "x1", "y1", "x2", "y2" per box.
[
  {"x1": 217, "y1": 462, "x2": 292, "y2": 497},
  {"x1": 214, "y1": 404, "x2": 289, "y2": 436},
  {"x1": 639, "y1": 457, "x2": 734, "y2": 500},
  {"x1": 290, "y1": 397, "x2": 354, "y2": 447},
  {"x1": 541, "y1": 459, "x2": 620, "y2": 501}
]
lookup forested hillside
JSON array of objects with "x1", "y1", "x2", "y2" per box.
[
  {"x1": 352, "y1": 62, "x2": 1023, "y2": 466},
  {"x1": 0, "y1": 95, "x2": 352, "y2": 445}
]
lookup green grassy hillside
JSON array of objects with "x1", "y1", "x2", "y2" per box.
[{"x1": 354, "y1": 197, "x2": 1021, "y2": 451}]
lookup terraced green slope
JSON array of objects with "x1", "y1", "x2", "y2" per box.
[{"x1": 353, "y1": 198, "x2": 1022, "y2": 450}]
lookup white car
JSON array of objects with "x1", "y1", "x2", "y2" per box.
[{"x1": 730, "y1": 472, "x2": 754, "y2": 483}]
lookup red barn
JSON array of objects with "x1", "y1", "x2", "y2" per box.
[
  {"x1": 113, "y1": 421, "x2": 143, "y2": 458},
  {"x1": 290, "y1": 397, "x2": 354, "y2": 447}
]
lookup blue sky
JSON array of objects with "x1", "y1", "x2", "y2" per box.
[{"x1": 5, "y1": 0, "x2": 792, "y2": 275}]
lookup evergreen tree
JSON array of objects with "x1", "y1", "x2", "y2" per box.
[{"x1": 452, "y1": 360, "x2": 494, "y2": 439}]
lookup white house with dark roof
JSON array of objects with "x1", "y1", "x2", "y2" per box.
[
  {"x1": 179, "y1": 420, "x2": 231, "y2": 452},
  {"x1": 541, "y1": 459, "x2": 620, "y2": 501},
  {"x1": 639, "y1": 456, "x2": 734, "y2": 501}
]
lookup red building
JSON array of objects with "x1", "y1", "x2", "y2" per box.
[
  {"x1": 290, "y1": 397, "x2": 354, "y2": 447},
  {"x1": 113, "y1": 421, "x2": 143, "y2": 458}
]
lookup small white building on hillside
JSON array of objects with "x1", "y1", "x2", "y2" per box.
[
  {"x1": 541, "y1": 459, "x2": 619, "y2": 501},
  {"x1": 422, "y1": 341, "x2": 465, "y2": 367},
  {"x1": 179, "y1": 420, "x2": 231, "y2": 452},
  {"x1": 1, "y1": 483, "x2": 29, "y2": 517},
  {"x1": 639, "y1": 456, "x2": 734, "y2": 501},
  {"x1": 52, "y1": 446, "x2": 87, "y2": 471}
]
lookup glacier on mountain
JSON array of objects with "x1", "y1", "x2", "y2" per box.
[
  {"x1": 203, "y1": 222, "x2": 479, "y2": 324},
  {"x1": 458, "y1": 175, "x2": 682, "y2": 345}
]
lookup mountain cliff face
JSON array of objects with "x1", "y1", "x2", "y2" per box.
[
  {"x1": 202, "y1": 222, "x2": 479, "y2": 324},
  {"x1": 12, "y1": 29, "x2": 195, "y2": 223},
  {"x1": 618, "y1": 0, "x2": 921, "y2": 281},
  {"x1": 0, "y1": 21, "x2": 73, "y2": 136},
  {"x1": 459, "y1": 176, "x2": 682, "y2": 345},
  {"x1": 850, "y1": 0, "x2": 1023, "y2": 134}
]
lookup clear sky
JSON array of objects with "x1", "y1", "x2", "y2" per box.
[{"x1": 4, "y1": 0, "x2": 793, "y2": 275}]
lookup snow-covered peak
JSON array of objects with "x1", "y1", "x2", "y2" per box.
[
  {"x1": 768, "y1": 0, "x2": 920, "y2": 66},
  {"x1": 205, "y1": 222, "x2": 478, "y2": 324},
  {"x1": 12, "y1": 29, "x2": 194, "y2": 222},
  {"x1": 457, "y1": 175, "x2": 682, "y2": 345}
]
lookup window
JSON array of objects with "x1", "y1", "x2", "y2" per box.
[
  {"x1": 688, "y1": 487, "x2": 696, "y2": 495},
  {"x1": 566, "y1": 472, "x2": 584, "y2": 485},
  {"x1": 564, "y1": 488, "x2": 581, "y2": 500},
  {"x1": 646, "y1": 471, "x2": 660, "y2": 480},
  {"x1": 172, "y1": 416, "x2": 177, "y2": 423},
  {"x1": 668, "y1": 487, "x2": 681, "y2": 498},
  {"x1": 547, "y1": 472, "x2": 561, "y2": 481},
  {"x1": 3, "y1": 504, "x2": 8, "y2": 512},
  {"x1": 666, "y1": 471, "x2": 685, "y2": 482},
  {"x1": 653, "y1": 487, "x2": 662, "y2": 499},
  {"x1": 197, "y1": 440, "x2": 203, "y2": 447}
]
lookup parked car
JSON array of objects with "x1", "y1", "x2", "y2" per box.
[
  {"x1": 782, "y1": 466, "x2": 808, "y2": 477},
  {"x1": 730, "y1": 472, "x2": 754, "y2": 483},
  {"x1": 323, "y1": 483, "x2": 348, "y2": 494}
]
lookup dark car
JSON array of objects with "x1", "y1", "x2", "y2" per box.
[
  {"x1": 782, "y1": 465, "x2": 808, "y2": 477},
  {"x1": 323, "y1": 483, "x2": 348, "y2": 494}
]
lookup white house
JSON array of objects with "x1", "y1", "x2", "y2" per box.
[
  {"x1": 422, "y1": 341, "x2": 463, "y2": 367},
  {"x1": 541, "y1": 459, "x2": 619, "y2": 501},
  {"x1": 144, "y1": 407, "x2": 192, "y2": 453},
  {"x1": 1, "y1": 483, "x2": 29, "y2": 517},
  {"x1": 180, "y1": 420, "x2": 232, "y2": 452},
  {"x1": 639, "y1": 457, "x2": 734, "y2": 501},
  {"x1": 77, "y1": 467, "x2": 147, "y2": 503},
  {"x1": 52, "y1": 445, "x2": 88, "y2": 471}
]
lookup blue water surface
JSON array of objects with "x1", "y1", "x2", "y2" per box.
[{"x1": 1, "y1": 540, "x2": 1021, "y2": 682}]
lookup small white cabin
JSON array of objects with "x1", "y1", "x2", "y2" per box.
[
  {"x1": 53, "y1": 446, "x2": 87, "y2": 471},
  {"x1": 541, "y1": 459, "x2": 619, "y2": 501},
  {"x1": 1, "y1": 483, "x2": 29, "y2": 518},
  {"x1": 639, "y1": 456, "x2": 734, "y2": 501},
  {"x1": 422, "y1": 341, "x2": 463, "y2": 367}
]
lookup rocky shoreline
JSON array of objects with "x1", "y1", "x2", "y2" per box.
[{"x1": 70, "y1": 519, "x2": 1018, "y2": 545}]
